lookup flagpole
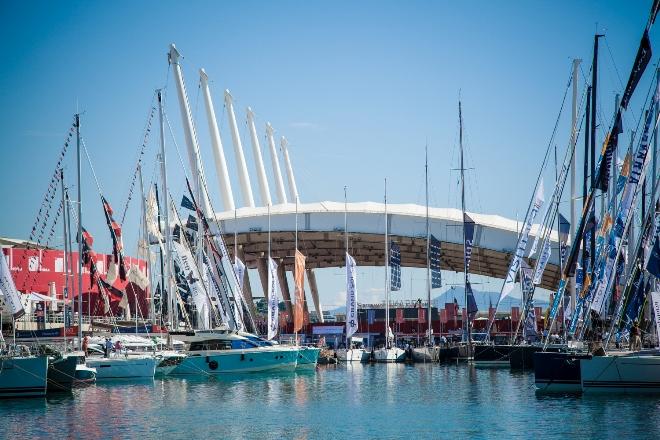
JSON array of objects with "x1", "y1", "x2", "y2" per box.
[
  {"x1": 384, "y1": 178, "x2": 389, "y2": 349},
  {"x1": 74, "y1": 113, "x2": 84, "y2": 350},
  {"x1": 344, "y1": 186, "x2": 349, "y2": 351},
  {"x1": 295, "y1": 195, "x2": 298, "y2": 343},
  {"x1": 425, "y1": 144, "x2": 432, "y2": 346},
  {"x1": 459, "y1": 100, "x2": 472, "y2": 357}
]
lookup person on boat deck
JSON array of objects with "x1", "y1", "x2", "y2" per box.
[
  {"x1": 104, "y1": 338, "x2": 113, "y2": 357},
  {"x1": 615, "y1": 331, "x2": 622, "y2": 349},
  {"x1": 114, "y1": 340, "x2": 123, "y2": 353},
  {"x1": 630, "y1": 321, "x2": 642, "y2": 351},
  {"x1": 82, "y1": 335, "x2": 90, "y2": 356}
]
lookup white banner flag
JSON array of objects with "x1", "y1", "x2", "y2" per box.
[
  {"x1": 172, "y1": 241, "x2": 210, "y2": 330},
  {"x1": 345, "y1": 252, "x2": 358, "y2": 338},
  {"x1": 652, "y1": 292, "x2": 660, "y2": 348},
  {"x1": 500, "y1": 180, "x2": 545, "y2": 301},
  {"x1": 233, "y1": 258, "x2": 246, "y2": 293},
  {"x1": 532, "y1": 239, "x2": 551, "y2": 285},
  {"x1": 267, "y1": 257, "x2": 280, "y2": 340},
  {"x1": 0, "y1": 251, "x2": 25, "y2": 319}
]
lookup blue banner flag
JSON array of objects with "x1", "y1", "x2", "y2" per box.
[
  {"x1": 390, "y1": 241, "x2": 401, "y2": 291},
  {"x1": 181, "y1": 195, "x2": 195, "y2": 211},
  {"x1": 464, "y1": 213, "x2": 475, "y2": 273},
  {"x1": 367, "y1": 309, "x2": 375, "y2": 325},
  {"x1": 466, "y1": 281, "x2": 478, "y2": 319},
  {"x1": 549, "y1": 280, "x2": 566, "y2": 320},
  {"x1": 429, "y1": 234, "x2": 442, "y2": 288},
  {"x1": 558, "y1": 213, "x2": 570, "y2": 269}
]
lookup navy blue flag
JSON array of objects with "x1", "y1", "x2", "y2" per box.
[
  {"x1": 621, "y1": 30, "x2": 652, "y2": 110},
  {"x1": 647, "y1": 225, "x2": 660, "y2": 278},
  {"x1": 558, "y1": 213, "x2": 570, "y2": 269},
  {"x1": 367, "y1": 309, "x2": 375, "y2": 325},
  {"x1": 181, "y1": 195, "x2": 195, "y2": 211},
  {"x1": 429, "y1": 234, "x2": 442, "y2": 288},
  {"x1": 624, "y1": 274, "x2": 647, "y2": 330},
  {"x1": 390, "y1": 241, "x2": 401, "y2": 291},
  {"x1": 596, "y1": 111, "x2": 623, "y2": 192},
  {"x1": 464, "y1": 213, "x2": 475, "y2": 273},
  {"x1": 186, "y1": 215, "x2": 199, "y2": 231},
  {"x1": 466, "y1": 281, "x2": 478, "y2": 319}
]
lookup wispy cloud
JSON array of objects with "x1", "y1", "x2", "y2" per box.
[{"x1": 289, "y1": 121, "x2": 322, "y2": 130}]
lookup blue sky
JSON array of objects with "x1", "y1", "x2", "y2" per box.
[{"x1": 0, "y1": 1, "x2": 656, "y2": 310}]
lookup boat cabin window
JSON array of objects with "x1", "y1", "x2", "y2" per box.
[
  {"x1": 189, "y1": 340, "x2": 232, "y2": 351},
  {"x1": 231, "y1": 340, "x2": 258, "y2": 349}
]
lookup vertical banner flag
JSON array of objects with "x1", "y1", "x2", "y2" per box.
[
  {"x1": 595, "y1": 111, "x2": 623, "y2": 192},
  {"x1": 532, "y1": 240, "x2": 552, "y2": 285},
  {"x1": 464, "y1": 213, "x2": 475, "y2": 273},
  {"x1": 548, "y1": 280, "x2": 566, "y2": 320},
  {"x1": 172, "y1": 241, "x2": 211, "y2": 330},
  {"x1": 294, "y1": 250, "x2": 306, "y2": 334},
  {"x1": 345, "y1": 252, "x2": 358, "y2": 337},
  {"x1": 501, "y1": 180, "x2": 545, "y2": 301},
  {"x1": 466, "y1": 281, "x2": 478, "y2": 319},
  {"x1": 524, "y1": 301, "x2": 537, "y2": 337},
  {"x1": 233, "y1": 257, "x2": 246, "y2": 293},
  {"x1": 558, "y1": 213, "x2": 570, "y2": 269},
  {"x1": 651, "y1": 292, "x2": 660, "y2": 348},
  {"x1": 429, "y1": 234, "x2": 442, "y2": 288},
  {"x1": 267, "y1": 257, "x2": 279, "y2": 340},
  {"x1": 396, "y1": 308, "x2": 404, "y2": 324},
  {"x1": 101, "y1": 196, "x2": 127, "y2": 281},
  {"x1": 621, "y1": 30, "x2": 652, "y2": 110},
  {"x1": 647, "y1": 213, "x2": 660, "y2": 277},
  {"x1": 390, "y1": 241, "x2": 401, "y2": 291},
  {"x1": 0, "y1": 252, "x2": 25, "y2": 319}
]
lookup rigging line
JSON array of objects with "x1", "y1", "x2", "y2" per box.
[
  {"x1": 163, "y1": 111, "x2": 192, "y2": 183},
  {"x1": 80, "y1": 137, "x2": 103, "y2": 195}
]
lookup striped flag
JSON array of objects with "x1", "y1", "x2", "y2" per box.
[
  {"x1": 101, "y1": 196, "x2": 126, "y2": 281},
  {"x1": 429, "y1": 234, "x2": 442, "y2": 288},
  {"x1": 390, "y1": 241, "x2": 401, "y2": 291}
]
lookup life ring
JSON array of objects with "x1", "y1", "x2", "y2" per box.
[{"x1": 208, "y1": 360, "x2": 219, "y2": 370}]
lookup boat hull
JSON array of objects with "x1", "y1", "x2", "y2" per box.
[
  {"x1": 581, "y1": 355, "x2": 660, "y2": 393},
  {"x1": 412, "y1": 347, "x2": 438, "y2": 363},
  {"x1": 47, "y1": 356, "x2": 78, "y2": 392},
  {"x1": 0, "y1": 356, "x2": 48, "y2": 398},
  {"x1": 534, "y1": 351, "x2": 590, "y2": 393},
  {"x1": 172, "y1": 347, "x2": 298, "y2": 375},
  {"x1": 336, "y1": 348, "x2": 365, "y2": 362},
  {"x1": 296, "y1": 347, "x2": 320, "y2": 368},
  {"x1": 373, "y1": 347, "x2": 406, "y2": 363},
  {"x1": 86, "y1": 357, "x2": 158, "y2": 379},
  {"x1": 473, "y1": 345, "x2": 512, "y2": 367}
]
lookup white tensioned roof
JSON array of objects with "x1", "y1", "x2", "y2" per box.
[{"x1": 214, "y1": 201, "x2": 563, "y2": 291}]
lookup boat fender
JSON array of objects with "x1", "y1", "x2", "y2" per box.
[
  {"x1": 208, "y1": 360, "x2": 219, "y2": 370},
  {"x1": 241, "y1": 354, "x2": 245, "y2": 361}
]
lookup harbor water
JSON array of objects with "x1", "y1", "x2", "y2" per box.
[{"x1": 2, "y1": 364, "x2": 660, "y2": 439}]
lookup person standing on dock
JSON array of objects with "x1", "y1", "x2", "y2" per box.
[{"x1": 630, "y1": 321, "x2": 642, "y2": 351}]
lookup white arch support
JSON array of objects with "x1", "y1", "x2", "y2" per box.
[
  {"x1": 266, "y1": 123, "x2": 288, "y2": 204},
  {"x1": 199, "y1": 68, "x2": 235, "y2": 212},
  {"x1": 246, "y1": 107, "x2": 272, "y2": 206},
  {"x1": 224, "y1": 90, "x2": 255, "y2": 208},
  {"x1": 280, "y1": 136, "x2": 299, "y2": 203}
]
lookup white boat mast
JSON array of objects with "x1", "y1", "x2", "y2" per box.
[
  {"x1": 384, "y1": 178, "x2": 390, "y2": 348},
  {"x1": 157, "y1": 90, "x2": 176, "y2": 329},
  {"x1": 75, "y1": 113, "x2": 83, "y2": 350},
  {"x1": 199, "y1": 68, "x2": 235, "y2": 212},
  {"x1": 425, "y1": 145, "x2": 432, "y2": 344}
]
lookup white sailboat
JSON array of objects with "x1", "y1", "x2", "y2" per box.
[
  {"x1": 336, "y1": 187, "x2": 366, "y2": 362},
  {"x1": 374, "y1": 179, "x2": 406, "y2": 363},
  {"x1": 413, "y1": 146, "x2": 438, "y2": 363}
]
